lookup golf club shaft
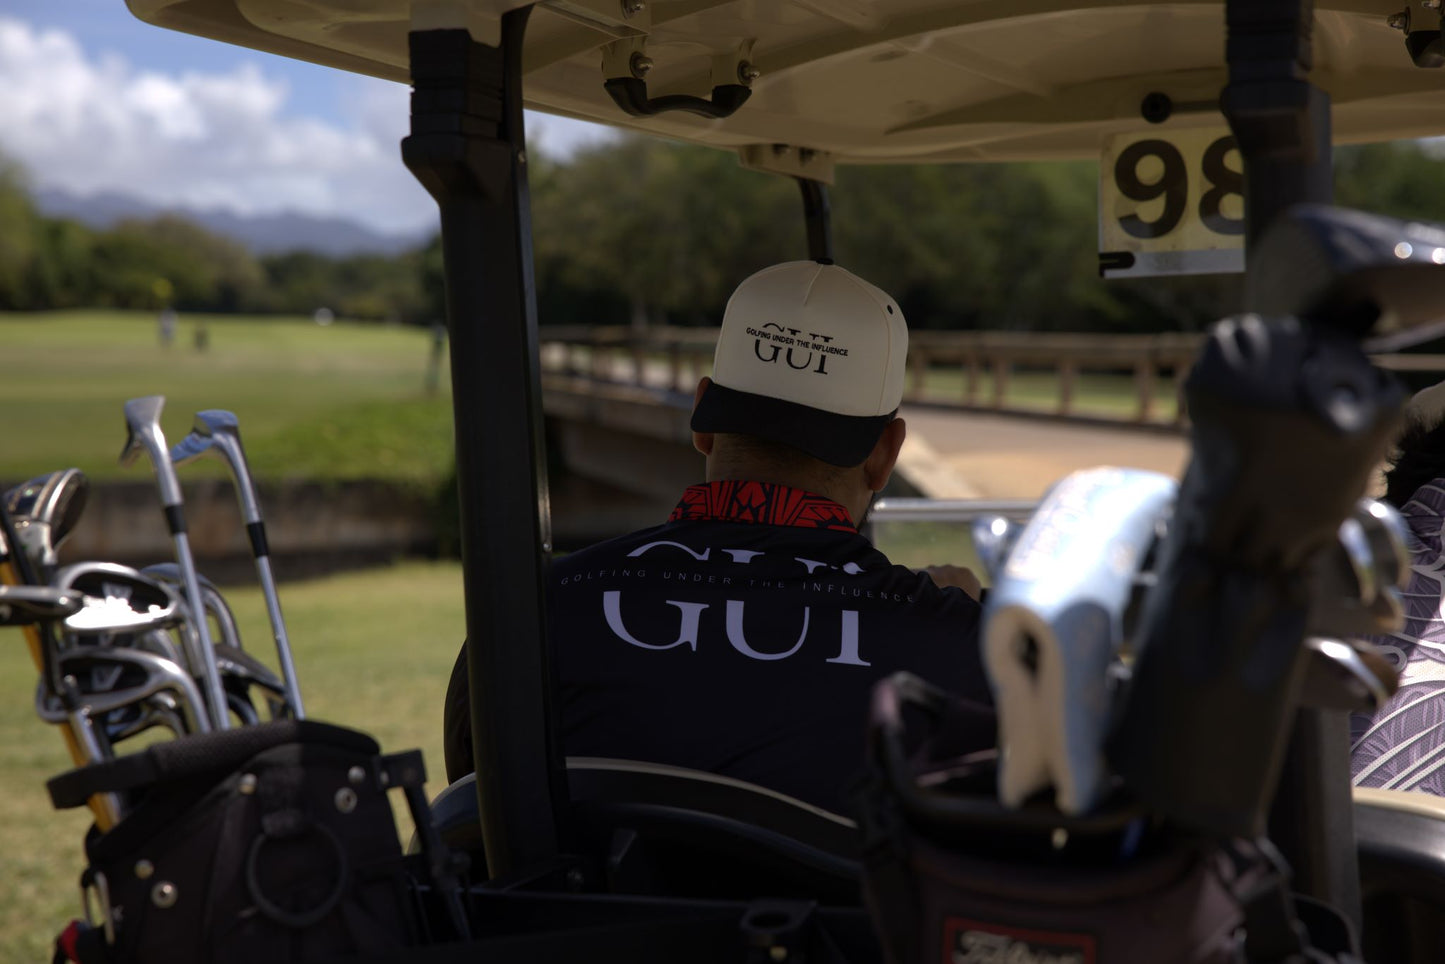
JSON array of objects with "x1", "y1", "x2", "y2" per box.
[
  {"x1": 199, "y1": 418, "x2": 305, "y2": 718},
  {"x1": 123, "y1": 398, "x2": 230, "y2": 730},
  {"x1": 252, "y1": 536, "x2": 304, "y2": 718},
  {"x1": 170, "y1": 529, "x2": 229, "y2": 729}
]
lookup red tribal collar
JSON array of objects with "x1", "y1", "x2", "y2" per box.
[{"x1": 668, "y1": 481, "x2": 857, "y2": 533}]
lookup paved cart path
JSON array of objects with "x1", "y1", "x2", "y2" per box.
[{"x1": 900, "y1": 406, "x2": 1190, "y2": 499}]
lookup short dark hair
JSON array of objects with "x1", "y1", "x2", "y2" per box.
[{"x1": 1384, "y1": 415, "x2": 1445, "y2": 507}]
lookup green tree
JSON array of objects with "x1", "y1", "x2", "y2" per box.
[{"x1": 0, "y1": 155, "x2": 40, "y2": 309}]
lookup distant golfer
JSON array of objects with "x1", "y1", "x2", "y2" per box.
[{"x1": 158, "y1": 307, "x2": 177, "y2": 347}]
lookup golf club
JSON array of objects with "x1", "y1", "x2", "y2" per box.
[
  {"x1": 54, "y1": 562, "x2": 184, "y2": 639},
  {"x1": 0, "y1": 585, "x2": 83, "y2": 626},
  {"x1": 172, "y1": 409, "x2": 304, "y2": 718},
  {"x1": 1, "y1": 494, "x2": 121, "y2": 828},
  {"x1": 142, "y1": 562, "x2": 245, "y2": 653},
  {"x1": 37, "y1": 647, "x2": 211, "y2": 737},
  {"x1": 4, "y1": 468, "x2": 89, "y2": 578},
  {"x1": 120, "y1": 396, "x2": 229, "y2": 730}
]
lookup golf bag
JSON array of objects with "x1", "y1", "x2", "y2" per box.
[
  {"x1": 46, "y1": 720, "x2": 465, "y2": 963},
  {"x1": 857, "y1": 674, "x2": 1362, "y2": 964}
]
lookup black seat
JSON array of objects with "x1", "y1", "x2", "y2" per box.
[
  {"x1": 1355, "y1": 787, "x2": 1445, "y2": 963},
  {"x1": 430, "y1": 757, "x2": 862, "y2": 904}
]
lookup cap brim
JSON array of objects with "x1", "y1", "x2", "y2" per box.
[{"x1": 691, "y1": 381, "x2": 894, "y2": 467}]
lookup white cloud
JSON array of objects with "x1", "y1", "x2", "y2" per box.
[
  {"x1": 0, "y1": 18, "x2": 433, "y2": 234},
  {"x1": 0, "y1": 17, "x2": 618, "y2": 236}
]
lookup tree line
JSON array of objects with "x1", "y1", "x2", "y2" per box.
[{"x1": 1, "y1": 138, "x2": 1441, "y2": 331}]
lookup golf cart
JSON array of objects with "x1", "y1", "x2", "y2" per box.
[{"x1": 43, "y1": 0, "x2": 1445, "y2": 959}]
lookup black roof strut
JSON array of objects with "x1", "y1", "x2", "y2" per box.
[{"x1": 402, "y1": 7, "x2": 566, "y2": 880}]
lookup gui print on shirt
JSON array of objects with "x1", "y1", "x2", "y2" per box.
[{"x1": 1352, "y1": 480, "x2": 1445, "y2": 795}]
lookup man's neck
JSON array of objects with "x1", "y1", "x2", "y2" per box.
[{"x1": 706, "y1": 469, "x2": 866, "y2": 523}]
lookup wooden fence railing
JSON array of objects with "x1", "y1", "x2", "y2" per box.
[{"x1": 538, "y1": 325, "x2": 1445, "y2": 426}]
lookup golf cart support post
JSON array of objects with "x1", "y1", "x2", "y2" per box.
[
  {"x1": 1221, "y1": 0, "x2": 1360, "y2": 930},
  {"x1": 402, "y1": 9, "x2": 564, "y2": 880}
]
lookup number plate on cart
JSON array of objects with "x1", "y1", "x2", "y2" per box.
[{"x1": 1099, "y1": 127, "x2": 1245, "y2": 278}]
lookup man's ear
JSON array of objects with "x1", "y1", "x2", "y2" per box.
[
  {"x1": 692, "y1": 376, "x2": 715, "y2": 456},
  {"x1": 863, "y1": 417, "x2": 907, "y2": 492}
]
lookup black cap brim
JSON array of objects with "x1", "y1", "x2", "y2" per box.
[{"x1": 690, "y1": 381, "x2": 894, "y2": 467}]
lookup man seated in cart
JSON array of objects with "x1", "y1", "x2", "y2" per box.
[{"x1": 444, "y1": 260, "x2": 991, "y2": 816}]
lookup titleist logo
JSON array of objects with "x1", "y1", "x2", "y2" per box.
[{"x1": 952, "y1": 929, "x2": 1088, "y2": 964}]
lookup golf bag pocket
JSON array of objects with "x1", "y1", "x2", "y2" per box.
[
  {"x1": 48, "y1": 720, "x2": 431, "y2": 963},
  {"x1": 859, "y1": 673, "x2": 1246, "y2": 964}
]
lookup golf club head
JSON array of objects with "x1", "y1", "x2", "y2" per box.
[
  {"x1": 971, "y1": 515, "x2": 1020, "y2": 583},
  {"x1": 1309, "y1": 499, "x2": 1414, "y2": 638},
  {"x1": 190, "y1": 410, "x2": 262, "y2": 525},
  {"x1": 106, "y1": 692, "x2": 188, "y2": 743},
  {"x1": 193, "y1": 409, "x2": 241, "y2": 441},
  {"x1": 169, "y1": 430, "x2": 216, "y2": 467},
  {"x1": 1356, "y1": 497, "x2": 1412, "y2": 591},
  {"x1": 120, "y1": 396, "x2": 183, "y2": 507},
  {"x1": 214, "y1": 642, "x2": 289, "y2": 721},
  {"x1": 38, "y1": 647, "x2": 210, "y2": 735},
  {"x1": 54, "y1": 563, "x2": 183, "y2": 637},
  {"x1": 0, "y1": 585, "x2": 84, "y2": 626},
  {"x1": 4, "y1": 468, "x2": 89, "y2": 571},
  {"x1": 1249, "y1": 205, "x2": 1445, "y2": 335},
  {"x1": 984, "y1": 467, "x2": 1177, "y2": 815},
  {"x1": 1299, "y1": 637, "x2": 1398, "y2": 713},
  {"x1": 142, "y1": 562, "x2": 244, "y2": 651}
]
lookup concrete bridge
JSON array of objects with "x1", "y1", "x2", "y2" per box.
[{"x1": 541, "y1": 371, "x2": 1190, "y2": 545}]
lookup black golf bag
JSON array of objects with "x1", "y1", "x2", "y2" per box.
[
  {"x1": 857, "y1": 674, "x2": 1363, "y2": 964},
  {"x1": 46, "y1": 720, "x2": 467, "y2": 963}
]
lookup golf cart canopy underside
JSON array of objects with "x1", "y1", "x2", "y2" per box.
[{"x1": 131, "y1": 0, "x2": 1444, "y2": 166}]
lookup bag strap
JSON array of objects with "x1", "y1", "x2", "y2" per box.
[{"x1": 47, "y1": 720, "x2": 380, "y2": 809}]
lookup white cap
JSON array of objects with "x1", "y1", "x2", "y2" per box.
[{"x1": 691, "y1": 261, "x2": 908, "y2": 466}]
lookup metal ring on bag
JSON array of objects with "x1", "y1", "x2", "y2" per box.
[{"x1": 244, "y1": 821, "x2": 350, "y2": 928}]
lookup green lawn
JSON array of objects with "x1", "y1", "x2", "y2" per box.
[
  {"x1": 0, "y1": 311, "x2": 454, "y2": 487},
  {"x1": 0, "y1": 561, "x2": 465, "y2": 964},
  {"x1": 914, "y1": 368, "x2": 1183, "y2": 422}
]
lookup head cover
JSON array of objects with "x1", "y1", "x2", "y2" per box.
[
  {"x1": 1409, "y1": 379, "x2": 1445, "y2": 432},
  {"x1": 691, "y1": 261, "x2": 908, "y2": 466}
]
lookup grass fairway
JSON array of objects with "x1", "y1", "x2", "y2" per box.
[
  {"x1": 0, "y1": 310, "x2": 454, "y2": 486},
  {"x1": 0, "y1": 562, "x2": 464, "y2": 964}
]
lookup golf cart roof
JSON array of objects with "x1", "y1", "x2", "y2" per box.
[{"x1": 131, "y1": 1, "x2": 1442, "y2": 167}]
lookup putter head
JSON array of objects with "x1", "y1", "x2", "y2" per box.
[
  {"x1": 4, "y1": 468, "x2": 89, "y2": 570},
  {"x1": 120, "y1": 396, "x2": 167, "y2": 468},
  {"x1": 1249, "y1": 205, "x2": 1445, "y2": 335}
]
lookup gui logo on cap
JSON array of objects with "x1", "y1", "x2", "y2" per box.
[{"x1": 745, "y1": 322, "x2": 850, "y2": 375}]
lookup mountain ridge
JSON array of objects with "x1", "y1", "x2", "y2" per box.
[{"x1": 33, "y1": 187, "x2": 432, "y2": 258}]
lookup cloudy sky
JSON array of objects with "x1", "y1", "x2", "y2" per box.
[{"x1": 0, "y1": 1, "x2": 614, "y2": 236}]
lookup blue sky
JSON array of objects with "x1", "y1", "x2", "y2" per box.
[{"x1": 0, "y1": 3, "x2": 613, "y2": 235}]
